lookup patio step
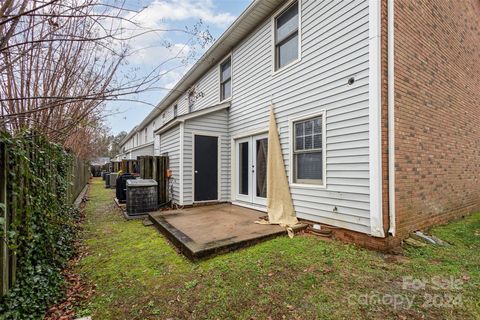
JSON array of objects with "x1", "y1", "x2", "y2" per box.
[{"x1": 148, "y1": 204, "x2": 307, "y2": 261}]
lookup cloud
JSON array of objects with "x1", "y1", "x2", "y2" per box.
[
  {"x1": 162, "y1": 69, "x2": 187, "y2": 90},
  {"x1": 135, "y1": 0, "x2": 236, "y2": 28},
  {"x1": 116, "y1": 0, "x2": 236, "y2": 68},
  {"x1": 127, "y1": 41, "x2": 191, "y2": 66}
]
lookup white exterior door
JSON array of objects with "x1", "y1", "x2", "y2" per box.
[{"x1": 235, "y1": 134, "x2": 268, "y2": 206}]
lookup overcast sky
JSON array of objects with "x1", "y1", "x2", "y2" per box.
[{"x1": 106, "y1": 0, "x2": 252, "y2": 135}]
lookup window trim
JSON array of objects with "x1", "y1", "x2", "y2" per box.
[
  {"x1": 272, "y1": 0, "x2": 302, "y2": 74},
  {"x1": 218, "y1": 53, "x2": 233, "y2": 102},
  {"x1": 188, "y1": 90, "x2": 195, "y2": 112},
  {"x1": 289, "y1": 110, "x2": 327, "y2": 189}
]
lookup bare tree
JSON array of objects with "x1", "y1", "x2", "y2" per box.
[{"x1": 0, "y1": 0, "x2": 213, "y2": 158}]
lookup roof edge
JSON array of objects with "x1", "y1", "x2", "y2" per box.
[{"x1": 155, "y1": 101, "x2": 231, "y2": 135}]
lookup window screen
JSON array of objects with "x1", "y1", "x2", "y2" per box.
[
  {"x1": 220, "y1": 58, "x2": 232, "y2": 101},
  {"x1": 275, "y1": 2, "x2": 299, "y2": 70},
  {"x1": 188, "y1": 92, "x2": 195, "y2": 112},
  {"x1": 293, "y1": 115, "x2": 323, "y2": 184}
]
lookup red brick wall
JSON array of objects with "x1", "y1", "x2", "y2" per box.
[{"x1": 393, "y1": 0, "x2": 480, "y2": 238}]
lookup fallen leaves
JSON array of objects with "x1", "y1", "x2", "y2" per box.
[{"x1": 44, "y1": 199, "x2": 94, "y2": 320}]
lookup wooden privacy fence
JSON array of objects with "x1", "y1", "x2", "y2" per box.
[
  {"x1": 111, "y1": 161, "x2": 121, "y2": 173},
  {"x1": 121, "y1": 159, "x2": 139, "y2": 174},
  {"x1": 137, "y1": 156, "x2": 169, "y2": 205},
  {"x1": 0, "y1": 136, "x2": 90, "y2": 296},
  {"x1": 69, "y1": 155, "x2": 91, "y2": 203},
  {"x1": 0, "y1": 140, "x2": 9, "y2": 297}
]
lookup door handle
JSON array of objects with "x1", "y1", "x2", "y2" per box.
[{"x1": 194, "y1": 170, "x2": 198, "y2": 174}]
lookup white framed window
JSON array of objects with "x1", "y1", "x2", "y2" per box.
[
  {"x1": 173, "y1": 104, "x2": 178, "y2": 118},
  {"x1": 220, "y1": 57, "x2": 231, "y2": 101},
  {"x1": 188, "y1": 91, "x2": 195, "y2": 112},
  {"x1": 290, "y1": 111, "x2": 326, "y2": 187},
  {"x1": 144, "y1": 128, "x2": 148, "y2": 143},
  {"x1": 152, "y1": 121, "x2": 156, "y2": 138},
  {"x1": 274, "y1": 1, "x2": 299, "y2": 71}
]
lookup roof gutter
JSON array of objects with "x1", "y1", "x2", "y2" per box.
[{"x1": 154, "y1": 101, "x2": 230, "y2": 135}]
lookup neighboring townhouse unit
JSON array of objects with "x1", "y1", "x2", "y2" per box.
[{"x1": 116, "y1": 0, "x2": 480, "y2": 249}]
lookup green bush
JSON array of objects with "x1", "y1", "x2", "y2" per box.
[{"x1": 0, "y1": 132, "x2": 82, "y2": 319}]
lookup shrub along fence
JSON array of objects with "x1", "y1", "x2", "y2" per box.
[{"x1": 0, "y1": 131, "x2": 90, "y2": 319}]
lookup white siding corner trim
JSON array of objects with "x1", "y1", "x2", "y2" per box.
[
  {"x1": 179, "y1": 122, "x2": 185, "y2": 205},
  {"x1": 368, "y1": 0, "x2": 384, "y2": 237}
]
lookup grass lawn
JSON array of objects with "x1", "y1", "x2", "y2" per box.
[{"x1": 76, "y1": 178, "x2": 480, "y2": 319}]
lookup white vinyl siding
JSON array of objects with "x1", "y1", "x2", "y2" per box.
[
  {"x1": 178, "y1": 66, "x2": 220, "y2": 116},
  {"x1": 229, "y1": 0, "x2": 371, "y2": 233},
  {"x1": 128, "y1": 143, "x2": 154, "y2": 159},
  {"x1": 159, "y1": 126, "x2": 181, "y2": 203},
  {"x1": 182, "y1": 109, "x2": 230, "y2": 204},
  {"x1": 118, "y1": 0, "x2": 377, "y2": 235}
]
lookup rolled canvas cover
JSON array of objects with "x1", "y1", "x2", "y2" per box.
[{"x1": 266, "y1": 104, "x2": 298, "y2": 226}]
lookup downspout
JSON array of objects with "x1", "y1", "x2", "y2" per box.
[
  {"x1": 179, "y1": 121, "x2": 184, "y2": 205},
  {"x1": 388, "y1": 0, "x2": 396, "y2": 236}
]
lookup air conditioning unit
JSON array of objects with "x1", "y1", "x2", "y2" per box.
[
  {"x1": 109, "y1": 172, "x2": 118, "y2": 188},
  {"x1": 105, "y1": 173, "x2": 111, "y2": 188},
  {"x1": 126, "y1": 179, "x2": 158, "y2": 216},
  {"x1": 116, "y1": 173, "x2": 136, "y2": 203}
]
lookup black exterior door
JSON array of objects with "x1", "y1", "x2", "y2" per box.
[{"x1": 194, "y1": 135, "x2": 218, "y2": 201}]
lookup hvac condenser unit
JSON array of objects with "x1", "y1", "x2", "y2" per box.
[
  {"x1": 126, "y1": 179, "x2": 158, "y2": 216},
  {"x1": 105, "y1": 173, "x2": 111, "y2": 188},
  {"x1": 116, "y1": 173, "x2": 135, "y2": 203},
  {"x1": 109, "y1": 172, "x2": 118, "y2": 188}
]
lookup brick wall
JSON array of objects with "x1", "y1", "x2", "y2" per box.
[{"x1": 393, "y1": 0, "x2": 480, "y2": 238}]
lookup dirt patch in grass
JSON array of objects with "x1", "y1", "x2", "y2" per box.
[{"x1": 75, "y1": 178, "x2": 480, "y2": 319}]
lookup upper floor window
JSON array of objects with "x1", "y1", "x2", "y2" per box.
[
  {"x1": 144, "y1": 128, "x2": 147, "y2": 143},
  {"x1": 152, "y1": 121, "x2": 156, "y2": 138},
  {"x1": 173, "y1": 104, "x2": 178, "y2": 118},
  {"x1": 292, "y1": 114, "x2": 324, "y2": 185},
  {"x1": 274, "y1": 1, "x2": 299, "y2": 70},
  {"x1": 188, "y1": 91, "x2": 195, "y2": 112},
  {"x1": 220, "y1": 57, "x2": 231, "y2": 101}
]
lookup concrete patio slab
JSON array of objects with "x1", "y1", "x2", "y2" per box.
[{"x1": 149, "y1": 204, "x2": 306, "y2": 260}]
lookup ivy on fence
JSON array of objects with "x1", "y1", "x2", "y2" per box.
[{"x1": 0, "y1": 131, "x2": 87, "y2": 320}]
